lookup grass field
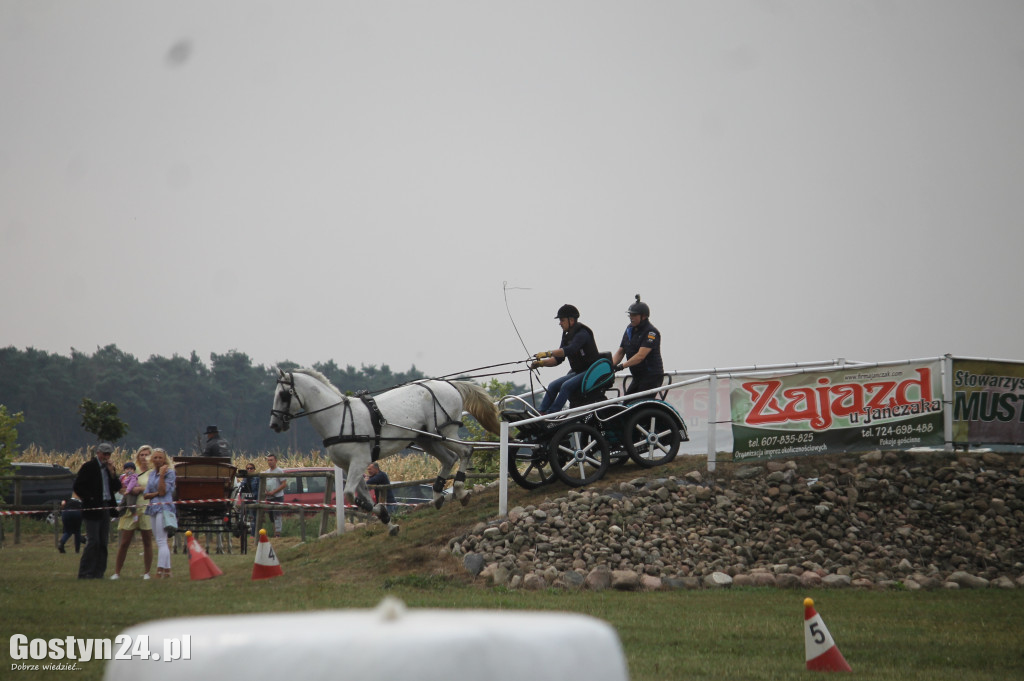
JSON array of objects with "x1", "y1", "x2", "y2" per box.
[{"x1": 3, "y1": 456, "x2": 1023, "y2": 681}]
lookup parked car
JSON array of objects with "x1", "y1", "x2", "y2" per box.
[
  {"x1": 280, "y1": 468, "x2": 435, "y2": 512},
  {"x1": 4, "y1": 463, "x2": 75, "y2": 507},
  {"x1": 280, "y1": 467, "x2": 338, "y2": 507},
  {"x1": 392, "y1": 482, "x2": 435, "y2": 508}
]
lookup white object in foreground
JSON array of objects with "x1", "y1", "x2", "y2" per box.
[{"x1": 103, "y1": 597, "x2": 630, "y2": 681}]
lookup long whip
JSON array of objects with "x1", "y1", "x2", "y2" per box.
[{"x1": 503, "y1": 281, "x2": 541, "y2": 407}]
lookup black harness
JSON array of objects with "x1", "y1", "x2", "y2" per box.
[{"x1": 322, "y1": 391, "x2": 387, "y2": 460}]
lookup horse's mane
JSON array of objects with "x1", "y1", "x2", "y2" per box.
[{"x1": 292, "y1": 368, "x2": 343, "y2": 397}]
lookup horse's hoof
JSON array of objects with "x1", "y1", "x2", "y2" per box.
[
  {"x1": 459, "y1": 492, "x2": 471, "y2": 507},
  {"x1": 388, "y1": 523, "x2": 400, "y2": 536},
  {"x1": 433, "y1": 495, "x2": 445, "y2": 510}
]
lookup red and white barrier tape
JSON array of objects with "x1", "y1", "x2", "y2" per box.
[{"x1": 1, "y1": 497, "x2": 423, "y2": 516}]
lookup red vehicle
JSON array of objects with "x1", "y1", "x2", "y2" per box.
[
  {"x1": 282, "y1": 467, "x2": 338, "y2": 509},
  {"x1": 280, "y1": 467, "x2": 433, "y2": 510}
]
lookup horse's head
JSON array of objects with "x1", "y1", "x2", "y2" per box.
[{"x1": 269, "y1": 369, "x2": 303, "y2": 433}]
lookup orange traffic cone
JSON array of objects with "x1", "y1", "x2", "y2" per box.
[
  {"x1": 185, "y1": 531, "x2": 223, "y2": 580},
  {"x1": 804, "y1": 597, "x2": 851, "y2": 672},
  {"x1": 252, "y1": 529, "x2": 283, "y2": 580}
]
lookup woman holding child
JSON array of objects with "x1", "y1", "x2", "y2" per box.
[
  {"x1": 143, "y1": 448, "x2": 176, "y2": 579},
  {"x1": 110, "y1": 445, "x2": 154, "y2": 580}
]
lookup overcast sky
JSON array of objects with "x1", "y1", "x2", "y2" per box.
[{"x1": 2, "y1": 1, "x2": 1022, "y2": 382}]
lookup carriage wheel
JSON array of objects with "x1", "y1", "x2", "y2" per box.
[
  {"x1": 507, "y1": 446, "x2": 556, "y2": 490},
  {"x1": 622, "y1": 407, "x2": 681, "y2": 468},
  {"x1": 548, "y1": 423, "x2": 610, "y2": 487}
]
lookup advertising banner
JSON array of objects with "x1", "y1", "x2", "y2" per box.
[
  {"x1": 951, "y1": 359, "x2": 1024, "y2": 445},
  {"x1": 731, "y1": 361, "x2": 944, "y2": 460},
  {"x1": 655, "y1": 377, "x2": 734, "y2": 455}
]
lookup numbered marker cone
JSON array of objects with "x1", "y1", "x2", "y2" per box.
[
  {"x1": 804, "y1": 598, "x2": 851, "y2": 672},
  {"x1": 185, "y1": 531, "x2": 223, "y2": 581},
  {"x1": 252, "y1": 529, "x2": 283, "y2": 580}
]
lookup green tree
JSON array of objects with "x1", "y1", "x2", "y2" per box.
[
  {"x1": 0, "y1": 405, "x2": 25, "y2": 502},
  {"x1": 79, "y1": 398, "x2": 129, "y2": 443}
]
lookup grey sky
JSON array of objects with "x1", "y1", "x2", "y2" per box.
[{"x1": 2, "y1": 1, "x2": 1022, "y2": 380}]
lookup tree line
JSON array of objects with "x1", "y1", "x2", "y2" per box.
[{"x1": 0, "y1": 345, "x2": 438, "y2": 456}]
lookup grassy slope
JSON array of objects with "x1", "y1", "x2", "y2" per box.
[{"x1": 3, "y1": 455, "x2": 1023, "y2": 681}]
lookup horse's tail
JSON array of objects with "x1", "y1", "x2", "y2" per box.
[{"x1": 454, "y1": 382, "x2": 501, "y2": 435}]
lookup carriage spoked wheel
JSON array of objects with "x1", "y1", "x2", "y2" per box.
[
  {"x1": 507, "y1": 446, "x2": 556, "y2": 490},
  {"x1": 548, "y1": 423, "x2": 610, "y2": 487},
  {"x1": 622, "y1": 407, "x2": 681, "y2": 468}
]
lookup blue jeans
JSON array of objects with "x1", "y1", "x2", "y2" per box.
[{"x1": 539, "y1": 372, "x2": 585, "y2": 413}]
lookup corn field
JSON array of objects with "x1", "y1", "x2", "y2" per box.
[{"x1": 13, "y1": 445, "x2": 446, "y2": 481}]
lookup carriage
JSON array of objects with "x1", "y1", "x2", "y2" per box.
[
  {"x1": 172, "y1": 456, "x2": 249, "y2": 553},
  {"x1": 499, "y1": 356, "x2": 689, "y2": 489}
]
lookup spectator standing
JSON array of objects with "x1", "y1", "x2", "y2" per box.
[
  {"x1": 111, "y1": 445, "x2": 155, "y2": 580},
  {"x1": 143, "y1": 448, "x2": 176, "y2": 578},
  {"x1": 263, "y1": 454, "x2": 287, "y2": 537},
  {"x1": 365, "y1": 462, "x2": 397, "y2": 516},
  {"x1": 72, "y1": 442, "x2": 122, "y2": 579},
  {"x1": 57, "y1": 495, "x2": 84, "y2": 554}
]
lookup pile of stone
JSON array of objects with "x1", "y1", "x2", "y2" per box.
[{"x1": 447, "y1": 450, "x2": 1024, "y2": 590}]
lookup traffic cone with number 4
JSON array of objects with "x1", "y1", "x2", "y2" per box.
[
  {"x1": 252, "y1": 528, "x2": 283, "y2": 580},
  {"x1": 804, "y1": 598, "x2": 851, "y2": 672}
]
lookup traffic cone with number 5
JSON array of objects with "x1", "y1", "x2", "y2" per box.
[
  {"x1": 252, "y1": 528, "x2": 283, "y2": 580},
  {"x1": 804, "y1": 598, "x2": 851, "y2": 671}
]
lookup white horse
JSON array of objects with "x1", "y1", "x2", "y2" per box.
[{"x1": 268, "y1": 368, "x2": 500, "y2": 535}]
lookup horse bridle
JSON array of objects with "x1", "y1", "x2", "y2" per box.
[{"x1": 271, "y1": 372, "x2": 345, "y2": 424}]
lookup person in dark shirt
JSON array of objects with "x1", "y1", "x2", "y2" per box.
[
  {"x1": 611, "y1": 295, "x2": 665, "y2": 396},
  {"x1": 530, "y1": 304, "x2": 602, "y2": 414},
  {"x1": 201, "y1": 425, "x2": 230, "y2": 457},
  {"x1": 365, "y1": 462, "x2": 397, "y2": 516},
  {"x1": 72, "y1": 442, "x2": 122, "y2": 578}
]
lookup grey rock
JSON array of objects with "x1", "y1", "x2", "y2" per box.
[
  {"x1": 823, "y1": 574, "x2": 852, "y2": 588},
  {"x1": 948, "y1": 571, "x2": 990, "y2": 589},
  {"x1": 703, "y1": 571, "x2": 733, "y2": 588},
  {"x1": 612, "y1": 570, "x2": 641, "y2": 590},
  {"x1": 522, "y1": 573, "x2": 546, "y2": 590},
  {"x1": 734, "y1": 466, "x2": 762, "y2": 480},
  {"x1": 463, "y1": 553, "x2": 485, "y2": 576},
  {"x1": 585, "y1": 566, "x2": 612, "y2": 591}
]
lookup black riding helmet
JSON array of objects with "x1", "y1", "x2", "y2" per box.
[
  {"x1": 554, "y1": 304, "x2": 580, "y2": 319},
  {"x1": 626, "y1": 294, "x2": 650, "y2": 317}
]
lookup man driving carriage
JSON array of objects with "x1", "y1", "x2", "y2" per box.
[{"x1": 530, "y1": 304, "x2": 603, "y2": 414}]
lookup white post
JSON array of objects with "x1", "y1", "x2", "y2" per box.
[
  {"x1": 707, "y1": 374, "x2": 718, "y2": 472},
  {"x1": 499, "y1": 421, "x2": 509, "y2": 517},
  {"x1": 943, "y1": 354, "x2": 954, "y2": 452},
  {"x1": 334, "y1": 466, "x2": 345, "y2": 534}
]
